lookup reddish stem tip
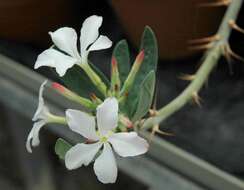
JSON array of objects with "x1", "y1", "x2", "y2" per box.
[
  {"x1": 135, "y1": 50, "x2": 145, "y2": 65},
  {"x1": 52, "y1": 82, "x2": 66, "y2": 93},
  {"x1": 111, "y1": 56, "x2": 118, "y2": 69}
]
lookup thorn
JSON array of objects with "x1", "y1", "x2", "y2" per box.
[
  {"x1": 156, "y1": 129, "x2": 174, "y2": 137},
  {"x1": 229, "y1": 19, "x2": 244, "y2": 34},
  {"x1": 149, "y1": 125, "x2": 174, "y2": 143},
  {"x1": 224, "y1": 44, "x2": 244, "y2": 62},
  {"x1": 223, "y1": 44, "x2": 244, "y2": 75},
  {"x1": 149, "y1": 109, "x2": 158, "y2": 117},
  {"x1": 179, "y1": 73, "x2": 196, "y2": 81},
  {"x1": 198, "y1": 0, "x2": 231, "y2": 7},
  {"x1": 188, "y1": 35, "x2": 220, "y2": 44},
  {"x1": 188, "y1": 43, "x2": 213, "y2": 51},
  {"x1": 223, "y1": 44, "x2": 232, "y2": 63},
  {"x1": 192, "y1": 91, "x2": 202, "y2": 107},
  {"x1": 223, "y1": 44, "x2": 234, "y2": 75}
]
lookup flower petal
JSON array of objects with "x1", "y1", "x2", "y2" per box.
[
  {"x1": 26, "y1": 120, "x2": 46, "y2": 153},
  {"x1": 49, "y1": 27, "x2": 80, "y2": 59},
  {"x1": 66, "y1": 109, "x2": 98, "y2": 140},
  {"x1": 96, "y1": 97, "x2": 118, "y2": 135},
  {"x1": 80, "y1": 15, "x2": 102, "y2": 55},
  {"x1": 34, "y1": 49, "x2": 78, "y2": 77},
  {"x1": 109, "y1": 132, "x2": 149, "y2": 157},
  {"x1": 65, "y1": 142, "x2": 102, "y2": 170},
  {"x1": 94, "y1": 143, "x2": 117, "y2": 183},
  {"x1": 88, "y1": 35, "x2": 112, "y2": 52},
  {"x1": 32, "y1": 80, "x2": 49, "y2": 121}
]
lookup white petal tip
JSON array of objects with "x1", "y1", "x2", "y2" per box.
[
  {"x1": 26, "y1": 144, "x2": 32, "y2": 153},
  {"x1": 56, "y1": 71, "x2": 65, "y2": 77},
  {"x1": 34, "y1": 63, "x2": 40, "y2": 69}
]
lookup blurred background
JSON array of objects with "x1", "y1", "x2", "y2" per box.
[{"x1": 0, "y1": 0, "x2": 244, "y2": 189}]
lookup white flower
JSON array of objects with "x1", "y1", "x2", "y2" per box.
[
  {"x1": 65, "y1": 97, "x2": 149, "y2": 184},
  {"x1": 26, "y1": 80, "x2": 50, "y2": 153},
  {"x1": 34, "y1": 15, "x2": 112, "y2": 77}
]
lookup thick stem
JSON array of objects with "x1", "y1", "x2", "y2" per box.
[{"x1": 142, "y1": 0, "x2": 243, "y2": 130}]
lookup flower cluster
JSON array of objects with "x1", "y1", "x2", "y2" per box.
[
  {"x1": 35, "y1": 15, "x2": 112, "y2": 77},
  {"x1": 27, "y1": 15, "x2": 149, "y2": 184}
]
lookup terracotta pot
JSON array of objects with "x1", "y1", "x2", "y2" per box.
[
  {"x1": 111, "y1": 0, "x2": 226, "y2": 60},
  {"x1": 0, "y1": 0, "x2": 74, "y2": 47}
]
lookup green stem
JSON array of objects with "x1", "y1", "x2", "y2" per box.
[
  {"x1": 80, "y1": 63, "x2": 107, "y2": 97},
  {"x1": 142, "y1": 0, "x2": 243, "y2": 130},
  {"x1": 67, "y1": 92, "x2": 96, "y2": 110},
  {"x1": 48, "y1": 114, "x2": 67, "y2": 125}
]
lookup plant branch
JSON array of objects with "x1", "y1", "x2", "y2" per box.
[{"x1": 142, "y1": 0, "x2": 243, "y2": 130}]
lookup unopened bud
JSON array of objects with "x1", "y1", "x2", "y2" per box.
[
  {"x1": 120, "y1": 115, "x2": 133, "y2": 129},
  {"x1": 52, "y1": 82, "x2": 96, "y2": 110},
  {"x1": 111, "y1": 57, "x2": 121, "y2": 97},
  {"x1": 52, "y1": 82, "x2": 66, "y2": 93},
  {"x1": 120, "y1": 50, "x2": 145, "y2": 98}
]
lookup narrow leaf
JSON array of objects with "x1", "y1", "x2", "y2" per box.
[
  {"x1": 132, "y1": 71, "x2": 155, "y2": 122},
  {"x1": 113, "y1": 40, "x2": 130, "y2": 84},
  {"x1": 125, "y1": 26, "x2": 158, "y2": 118},
  {"x1": 55, "y1": 138, "x2": 72, "y2": 160}
]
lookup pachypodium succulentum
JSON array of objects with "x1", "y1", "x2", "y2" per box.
[{"x1": 27, "y1": 15, "x2": 158, "y2": 184}]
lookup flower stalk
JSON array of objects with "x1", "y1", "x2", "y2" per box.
[
  {"x1": 80, "y1": 63, "x2": 108, "y2": 97},
  {"x1": 48, "y1": 114, "x2": 67, "y2": 125}
]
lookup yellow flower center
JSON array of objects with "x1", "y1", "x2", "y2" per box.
[{"x1": 96, "y1": 130, "x2": 114, "y2": 143}]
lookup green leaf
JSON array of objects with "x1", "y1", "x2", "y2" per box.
[
  {"x1": 124, "y1": 26, "x2": 158, "y2": 118},
  {"x1": 61, "y1": 63, "x2": 109, "y2": 99},
  {"x1": 132, "y1": 71, "x2": 155, "y2": 122},
  {"x1": 113, "y1": 40, "x2": 130, "y2": 84},
  {"x1": 55, "y1": 138, "x2": 72, "y2": 160}
]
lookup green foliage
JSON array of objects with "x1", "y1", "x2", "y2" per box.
[
  {"x1": 124, "y1": 26, "x2": 158, "y2": 119},
  {"x1": 55, "y1": 138, "x2": 72, "y2": 160},
  {"x1": 59, "y1": 27, "x2": 158, "y2": 122},
  {"x1": 132, "y1": 71, "x2": 156, "y2": 122},
  {"x1": 112, "y1": 40, "x2": 130, "y2": 84},
  {"x1": 61, "y1": 63, "x2": 109, "y2": 99}
]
